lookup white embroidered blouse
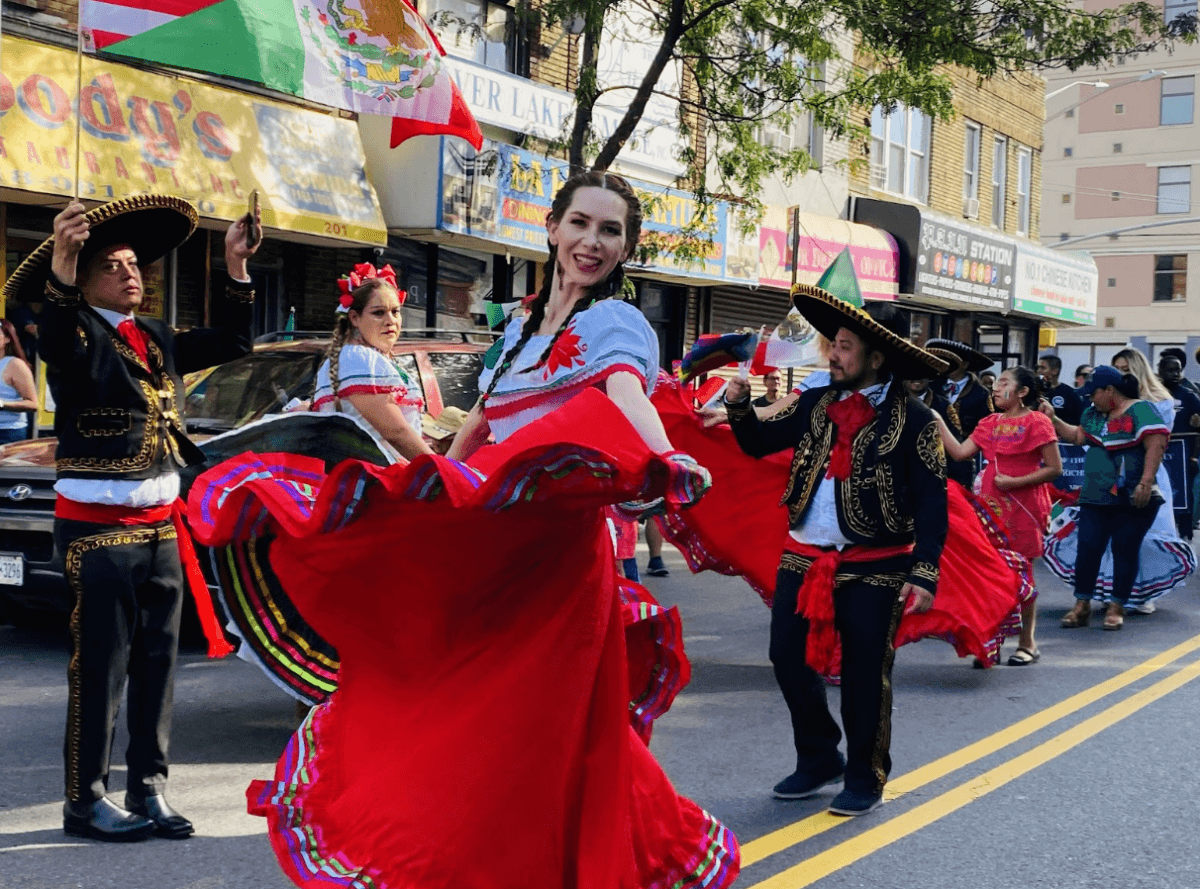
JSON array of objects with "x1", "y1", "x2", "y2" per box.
[
  {"x1": 313, "y1": 344, "x2": 424, "y2": 457},
  {"x1": 477, "y1": 299, "x2": 660, "y2": 443}
]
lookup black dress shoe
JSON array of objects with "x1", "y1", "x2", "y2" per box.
[
  {"x1": 63, "y1": 798, "x2": 155, "y2": 842},
  {"x1": 124, "y1": 793, "x2": 195, "y2": 839}
]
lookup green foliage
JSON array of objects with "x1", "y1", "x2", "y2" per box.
[{"x1": 526, "y1": 0, "x2": 1189, "y2": 210}]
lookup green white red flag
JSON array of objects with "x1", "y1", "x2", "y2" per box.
[{"x1": 80, "y1": 0, "x2": 483, "y2": 149}]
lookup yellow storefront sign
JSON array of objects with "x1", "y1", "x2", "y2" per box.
[{"x1": 0, "y1": 35, "x2": 386, "y2": 245}]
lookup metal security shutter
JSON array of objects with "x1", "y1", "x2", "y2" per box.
[{"x1": 709, "y1": 286, "x2": 792, "y2": 334}]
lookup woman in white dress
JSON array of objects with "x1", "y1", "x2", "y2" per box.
[{"x1": 311, "y1": 265, "x2": 431, "y2": 462}]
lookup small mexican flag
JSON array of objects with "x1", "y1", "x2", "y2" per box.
[{"x1": 80, "y1": 0, "x2": 483, "y2": 149}]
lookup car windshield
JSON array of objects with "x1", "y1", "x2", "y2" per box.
[
  {"x1": 185, "y1": 351, "x2": 321, "y2": 433},
  {"x1": 426, "y1": 351, "x2": 485, "y2": 412}
]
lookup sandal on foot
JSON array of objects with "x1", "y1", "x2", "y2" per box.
[
  {"x1": 1103, "y1": 604, "x2": 1125, "y2": 631},
  {"x1": 1007, "y1": 647, "x2": 1040, "y2": 666},
  {"x1": 1061, "y1": 605, "x2": 1091, "y2": 628}
]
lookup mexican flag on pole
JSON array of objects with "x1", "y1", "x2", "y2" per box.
[{"x1": 80, "y1": 0, "x2": 483, "y2": 149}]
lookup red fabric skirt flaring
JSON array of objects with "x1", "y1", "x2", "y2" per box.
[
  {"x1": 188, "y1": 390, "x2": 738, "y2": 889},
  {"x1": 650, "y1": 380, "x2": 1035, "y2": 668}
]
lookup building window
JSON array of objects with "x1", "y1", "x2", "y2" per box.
[
  {"x1": 1061, "y1": 193, "x2": 1071, "y2": 203},
  {"x1": 870, "y1": 105, "x2": 931, "y2": 203},
  {"x1": 1161, "y1": 75, "x2": 1195, "y2": 126},
  {"x1": 1113, "y1": 143, "x2": 1123, "y2": 153},
  {"x1": 1107, "y1": 277, "x2": 1117, "y2": 287},
  {"x1": 1154, "y1": 255, "x2": 1187, "y2": 301},
  {"x1": 1115, "y1": 103, "x2": 1125, "y2": 114},
  {"x1": 1157, "y1": 165, "x2": 1191, "y2": 214},
  {"x1": 962, "y1": 121, "x2": 982, "y2": 216},
  {"x1": 1064, "y1": 147, "x2": 1073, "y2": 157},
  {"x1": 1165, "y1": 0, "x2": 1198, "y2": 25},
  {"x1": 1016, "y1": 146, "x2": 1033, "y2": 235},
  {"x1": 992, "y1": 137, "x2": 1007, "y2": 228},
  {"x1": 430, "y1": 0, "x2": 529, "y2": 76},
  {"x1": 1065, "y1": 108, "x2": 1075, "y2": 118}
]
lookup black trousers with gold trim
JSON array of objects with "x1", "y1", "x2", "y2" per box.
[
  {"x1": 769, "y1": 554, "x2": 908, "y2": 796},
  {"x1": 56, "y1": 517, "x2": 183, "y2": 804}
]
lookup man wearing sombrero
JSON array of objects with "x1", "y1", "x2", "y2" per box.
[
  {"x1": 924, "y1": 338, "x2": 995, "y2": 488},
  {"x1": 722, "y1": 277, "x2": 950, "y2": 817},
  {"x1": 5, "y1": 198, "x2": 260, "y2": 841}
]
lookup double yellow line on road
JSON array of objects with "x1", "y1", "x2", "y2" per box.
[{"x1": 740, "y1": 634, "x2": 1200, "y2": 888}]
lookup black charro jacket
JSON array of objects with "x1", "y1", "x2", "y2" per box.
[
  {"x1": 727, "y1": 383, "x2": 948, "y2": 595},
  {"x1": 943, "y1": 374, "x2": 994, "y2": 438},
  {"x1": 38, "y1": 273, "x2": 254, "y2": 481}
]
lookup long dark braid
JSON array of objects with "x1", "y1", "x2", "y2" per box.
[{"x1": 481, "y1": 170, "x2": 642, "y2": 403}]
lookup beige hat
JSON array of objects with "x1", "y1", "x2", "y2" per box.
[{"x1": 422, "y1": 406, "x2": 470, "y2": 440}]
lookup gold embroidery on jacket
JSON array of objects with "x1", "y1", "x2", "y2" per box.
[
  {"x1": 916, "y1": 420, "x2": 946, "y2": 476},
  {"x1": 57, "y1": 380, "x2": 160, "y2": 473}
]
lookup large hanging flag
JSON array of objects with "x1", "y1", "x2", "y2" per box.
[{"x1": 80, "y1": 0, "x2": 483, "y2": 149}]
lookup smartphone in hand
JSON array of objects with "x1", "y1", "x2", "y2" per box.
[{"x1": 245, "y1": 190, "x2": 260, "y2": 249}]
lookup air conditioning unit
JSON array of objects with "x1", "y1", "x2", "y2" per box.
[{"x1": 963, "y1": 197, "x2": 980, "y2": 219}]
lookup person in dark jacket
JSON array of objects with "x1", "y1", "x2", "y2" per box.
[
  {"x1": 3, "y1": 196, "x2": 259, "y2": 843},
  {"x1": 1037, "y1": 354, "x2": 1083, "y2": 427},
  {"x1": 723, "y1": 292, "x2": 948, "y2": 818},
  {"x1": 925, "y1": 339, "x2": 995, "y2": 488}
]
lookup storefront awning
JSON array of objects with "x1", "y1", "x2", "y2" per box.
[
  {"x1": 0, "y1": 35, "x2": 387, "y2": 247},
  {"x1": 758, "y1": 207, "x2": 900, "y2": 300}
]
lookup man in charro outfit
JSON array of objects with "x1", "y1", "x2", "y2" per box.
[
  {"x1": 4, "y1": 197, "x2": 259, "y2": 842},
  {"x1": 925, "y1": 338, "x2": 995, "y2": 489},
  {"x1": 722, "y1": 288, "x2": 949, "y2": 817}
]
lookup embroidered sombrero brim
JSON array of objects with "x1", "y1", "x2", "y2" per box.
[
  {"x1": 3, "y1": 195, "x2": 199, "y2": 303},
  {"x1": 790, "y1": 284, "x2": 948, "y2": 380},
  {"x1": 923, "y1": 338, "x2": 993, "y2": 373}
]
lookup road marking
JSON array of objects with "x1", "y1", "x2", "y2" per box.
[
  {"x1": 0, "y1": 843, "x2": 88, "y2": 852},
  {"x1": 740, "y1": 633, "x2": 1200, "y2": 868},
  {"x1": 745, "y1": 651, "x2": 1200, "y2": 888}
]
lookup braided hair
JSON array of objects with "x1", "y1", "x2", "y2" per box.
[
  {"x1": 324, "y1": 277, "x2": 398, "y2": 412},
  {"x1": 481, "y1": 170, "x2": 643, "y2": 403}
]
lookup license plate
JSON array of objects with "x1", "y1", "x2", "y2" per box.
[{"x1": 0, "y1": 553, "x2": 24, "y2": 586}]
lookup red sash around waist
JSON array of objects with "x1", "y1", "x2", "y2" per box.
[
  {"x1": 55, "y1": 496, "x2": 233, "y2": 658},
  {"x1": 784, "y1": 539, "x2": 914, "y2": 675}
]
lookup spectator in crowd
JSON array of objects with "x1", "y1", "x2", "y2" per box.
[
  {"x1": 1074, "y1": 364, "x2": 1093, "y2": 391},
  {"x1": 645, "y1": 519, "x2": 670, "y2": 577},
  {"x1": 0, "y1": 317, "x2": 38, "y2": 444},
  {"x1": 753, "y1": 369, "x2": 783, "y2": 407},
  {"x1": 8, "y1": 301, "x2": 40, "y2": 367},
  {"x1": 924, "y1": 338, "x2": 994, "y2": 489},
  {"x1": 979, "y1": 370, "x2": 996, "y2": 393},
  {"x1": 1158, "y1": 352, "x2": 1200, "y2": 540},
  {"x1": 1037, "y1": 354, "x2": 1083, "y2": 426},
  {"x1": 1160, "y1": 348, "x2": 1200, "y2": 397}
]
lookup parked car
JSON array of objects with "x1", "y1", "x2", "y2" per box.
[{"x1": 0, "y1": 331, "x2": 490, "y2": 621}]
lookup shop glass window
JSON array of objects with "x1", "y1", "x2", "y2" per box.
[
  {"x1": 991, "y1": 137, "x2": 1007, "y2": 229},
  {"x1": 870, "y1": 105, "x2": 930, "y2": 203},
  {"x1": 1016, "y1": 146, "x2": 1033, "y2": 236},
  {"x1": 1157, "y1": 166, "x2": 1191, "y2": 214},
  {"x1": 1154, "y1": 255, "x2": 1187, "y2": 302},
  {"x1": 1161, "y1": 76, "x2": 1195, "y2": 126},
  {"x1": 963, "y1": 121, "x2": 982, "y2": 213},
  {"x1": 426, "y1": 351, "x2": 486, "y2": 412},
  {"x1": 429, "y1": 0, "x2": 528, "y2": 76}
]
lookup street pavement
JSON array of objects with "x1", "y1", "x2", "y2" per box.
[{"x1": 3, "y1": 539, "x2": 1200, "y2": 888}]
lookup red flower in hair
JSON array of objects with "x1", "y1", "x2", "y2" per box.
[
  {"x1": 337, "y1": 263, "x2": 400, "y2": 297},
  {"x1": 338, "y1": 294, "x2": 354, "y2": 311}
]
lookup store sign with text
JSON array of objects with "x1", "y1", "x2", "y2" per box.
[
  {"x1": 914, "y1": 213, "x2": 1014, "y2": 311},
  {"x1": 439, "y1": 139, "x2": 729, "y2": 280},
  {"x1": 0, "y1": 35, "x2": 386, "y2": 245},
  {"x1": 1012, "y1": 242, "x2": 1098, "y2": 325}
]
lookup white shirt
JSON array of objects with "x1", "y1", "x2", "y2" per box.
[
  {"x1": 789, "y1": 380, "x2": 891, "y2": 549},
  {"x1": 54, "y1": 306, "x2": 180, "y2": 507},
  {"x1": 944, "y1": 376, "x2": 967, "y2": 404}
]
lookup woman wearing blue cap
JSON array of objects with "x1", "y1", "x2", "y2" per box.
[{"x1": 1042, "y1": 365, "x2": 1170, "y2": 630}]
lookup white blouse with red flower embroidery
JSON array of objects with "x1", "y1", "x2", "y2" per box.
[
  {"x1": 478, "y1": 299, "x2": 660, "y2": 443},
  {"x1": 313, "y1": 344, "x2": 425, "y2": 457}
]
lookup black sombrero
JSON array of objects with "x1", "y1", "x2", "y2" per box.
[
  {"x1": 3, "y1": 195, "x2": 199, "y2": 303},
  {"x1": 789, "y1": 284, "x2": 948, "y2": 380},
  {"x1": 923, "y1": 338, "x2": 993, "y2": 374}
]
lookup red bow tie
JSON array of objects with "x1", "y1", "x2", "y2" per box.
[
  {"x1": 825, "y1": 392, "x2": 876, "y2": 481},
  {"x1": 117, "y1": 319, "x2": 149, "y2": 367}
]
